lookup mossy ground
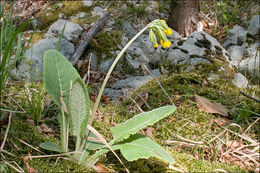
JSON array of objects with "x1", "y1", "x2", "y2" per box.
[{"x1": 1, "y1": 64, "x2": 258, "y2": 172}]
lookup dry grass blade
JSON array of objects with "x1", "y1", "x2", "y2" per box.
[
  {"x1": 141, "y1": 63, "x2": 175, "y2": 106},
  {"x1": 24, "y1": 151, "x2": 81, "y2": 159},
  {"x1": 87, "y1": 124, "x2": 129, "y2": 173},
  {"x1": 83, "y1": 53, "x2": 92, "y2": 86},
  {"x1": 129, "y1": 97, "x2": 143, "y2": 113},
  {"x1": 0, "y1": 113, "x2": 12, "y2": 151},
  {"x1": 2, "y1": 160, "x2": 24, "y2": 173},
  {"x1": 0, "y1": 108, "x2": 26, "y2": 114},
  {"x1": 130, "y1": 88, "x2": 151, "y2": 109},
  {"x1": 13, "y1": 136, "x2": 45, "y2": 154},
  {"x1": 243, "y1": 117, "x2": 260, "y2": 135}
]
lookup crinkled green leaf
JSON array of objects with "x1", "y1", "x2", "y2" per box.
[
  {"x1": 112, "y1": 134, "x2": 174, "y2": 164},
  {"x1": 39, "y1": 142, "x2": 63, "y2": 153},
  {"x1": 69, "y1": 78, "x2": 90, "y2": 137},
  {"x1": 110, "y1": 105, "x2": 176, "y2": 143}
]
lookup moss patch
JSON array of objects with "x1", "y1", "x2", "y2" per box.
[
  {"x1": 88, "y1": 30, "x2": 122, "y2": 59},
  {"x1": 35, "y1": 1, "x2": 91, "y2": 30}
]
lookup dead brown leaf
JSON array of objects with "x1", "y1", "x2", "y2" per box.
[
  {"x1": 195, "y1": 95, "x2": 229, "y2": 117},
  {"x1": 93, "y1": 163, "x2": 109, "y2": 173},
  {"x1": 226, "y1": 140, "x2": 243, "y2": 149},
  {"x1": 145, "y1": 127, "x2": 155, "y2": 138},
  {"x1": 104, "y1": 115, "x2": 110, "y2": 125},
  {"x1": 23, "y1": 156, "x2": 39, "y2": 173}
]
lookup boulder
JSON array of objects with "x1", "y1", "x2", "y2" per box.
[
  {"x1": 99, "y1": 58, "x2": 114, "y2": 73},
  {"x1": 247, "y1": 15, "x2": 260, "y2": 40},
  {"x1": 112, "y1": 69, "x2": 161, "y2": 90},
  {"x1": 45, "y1": 19, "x2": 83, "y2": 42},
  {"x1": 232, "y1": 73, "x2": 248, "y2": 88},
  {"x1": 223, "y1": 26, "x2": 247, "y2": 49},
  {"x1": 239, "y1": 51, "x2": 259, "y2": 81},
  {"x1": 227, "y1": 45, "x2": 245, "y2": 67},
  {"x1": 161, "y1": 31, "x2": 231, "y2": 73},
  {"x1": 11, "y1": 38, "x2": 74, "y2": 81}
]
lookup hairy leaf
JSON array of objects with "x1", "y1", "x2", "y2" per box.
[
  {"x1": 39, "y1": 142, "x2": 63, "y2": 153},
  {"x1": 110, "y1": 105, "x2": 176, "y2": 143},
  {"x1": 112, "y1": 134, "x2": 174, "y2": 164},
  {"x1": 69, "y1": 78, "x2": 90, "y2": 137},
  {"x1": 43, "y1": 49, "x2": 80, "y2": 108}
]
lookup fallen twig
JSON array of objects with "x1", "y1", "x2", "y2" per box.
[
  {"x1": 13, "y1": 136, "x2": 45, "y2": 154},
  {"x1": 0, "y1": 113, "x2": 12, "y2": 152},
  {"x1": 240, "y1": 91, "x2": 260, "y2": 103},
  {"x1": 141, "y1": 63, "x2": 175, "y2": 106}
]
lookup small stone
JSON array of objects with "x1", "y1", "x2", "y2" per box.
[
  {"x1": 227, "y1": 46, "x2": 245, "y2": 67},
  {"x1": 82, "y1": 0, "x2": 93, "y2": 7},
  {"x1": 247, "y1": 15, "x2": 260, "y2": 40},
  {"x1": 99, "y1": 58, "x2": 114, "y2": 73},
  {"x1": 92, "y1": 6, "x2": 104, "y2": 16},
  {"x1": 232, "y1": 73, "x2": 248, "y2": 88}
]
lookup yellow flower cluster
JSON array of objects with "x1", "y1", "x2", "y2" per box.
[
  {"x1": 148, "y1": 19, "x2": 173, "y2": 49},
  {"x1": 160, "y1": 39, "x2": 171, "y2": 48}
]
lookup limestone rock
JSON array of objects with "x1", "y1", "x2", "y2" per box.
[
  {"x1": 247, "y1": 15, "x2": 260, "y2": 40},
  {"x1": 12, "y1": 38, "x2": 74, "y2": 81},
  {"x1": 232, "y1": 73, "x2": 248, "y2": 88},
  {"x1": 45, "y1": 19, "x2": 83, "y2": 42},
  {"x1": 227, "y1": 45, "x2": 245, "y2": 67},
  {"x1": 223, "y1": 26, "x2": 246, "y2": 49}
]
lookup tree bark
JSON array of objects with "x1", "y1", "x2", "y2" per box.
[{"x1": 168, "y1": 0, "x2": 200, "y2": 37}]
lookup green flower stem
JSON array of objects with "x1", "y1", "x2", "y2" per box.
[{"x1": 79, "y1": 25, "x2": 149, "y2": 152}]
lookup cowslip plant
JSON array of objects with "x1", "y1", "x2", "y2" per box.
[{"x1": 40, "y1": 19, "x2": 176, "y2": 170}]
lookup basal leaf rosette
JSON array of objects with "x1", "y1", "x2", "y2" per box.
[{"x1": 148, "y1": 19, "x2": 173, "y2": 48}]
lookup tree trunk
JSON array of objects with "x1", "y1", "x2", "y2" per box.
[{"x1": 168, "y1": 0, "x2": 200, "y2": 37}]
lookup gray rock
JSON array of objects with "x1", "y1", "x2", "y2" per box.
[
  {"x1": 112, "y1": 75, "x2": 153, "y2": 90},
  {"x1": 232, "y1": 73, "x2": 248, "y2": 88},
  {"x1": 70, "y1": 12, "x2": 87, "y2": 21},
  {"x1": 12, "y1": 38, "x2": 74, "y2": 81},
  {"x1": 121, "y1": 36, "x2": 129, "y2": 47},
  {"x1": 161, "y1": 31, "x2": 231, "y2": 73},
  {"x1": 82, "y1": 0, "x2": 93, "y2": 7},
  {"x1": 239, "y1": 51, "x2": 259, "y2": 81},
  {"x1": 227, "y1": 46, "x2": 245, "y2": 67},
  {"x1": 247, "y1": 15, "x2": 260, "y2": 39},
  {"x1": 103, "y1": 88, "x2": 123, "y2": 101},
  {"x1": 122, "y1": 22, "x2": 136, "y2": 38},
  {"x1": 99, "y1": 58, "x2": 114, "y2": 73},
  {"x1": 246, "y1": 42, "x2": 260, "y2": 59},
  {"x1": 45, "y1": 19, "x2": 83, "y2": 42},
  {"x1": 167, "y1": 49, "x2": 189, "y2": 65},
  {"x1": 179, "y1": 42, "x2": 206, "y2": 57},
  {"x1": 223, "y1": 26, "x2": 246, "y2": 48},
  {"x1": 91, "y1": 6, "x2": 104, "y2": 16},
  {"x1": 31, "y1": 19, "x2": 40, "y2": 28}
]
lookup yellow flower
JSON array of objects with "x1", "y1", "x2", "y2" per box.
[
  {"x1": 154, "y1": 43, "x2": 158, "y2": 48},
  {"x1": 160, "y1": 39, "x2": 171, "y2": 48},
  {"x1": 161, "y1": 19, "x2": 166, "y2": 23},
  {"x1": 165, "y1": 39, "x2": 171, "y2": 47},
  {"x1": 164, "y1": 28, "x2": 173, "y2": 35}
]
